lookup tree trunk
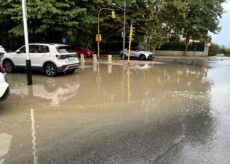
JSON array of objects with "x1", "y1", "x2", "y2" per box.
[{"x1": 184, "y1": 36, "x2": 190, "y2": 56}]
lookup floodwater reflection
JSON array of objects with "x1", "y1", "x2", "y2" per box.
[
  {"x1": 0, "y1": 133, "x2": 13, "y2": 164},
  {"x1": 9, "y1": 76, "x2": 80, "y2": 107},
  {"x1": 0, "y1": 60, "x2": 229, "y2": 163}
]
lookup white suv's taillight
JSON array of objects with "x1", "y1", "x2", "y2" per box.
[
  {"x1": 0, "y1": 65, "x2": 5, "y2": 73},
  {"x1": 56, "y1": 55, "x2": 68, "y2": 60}
]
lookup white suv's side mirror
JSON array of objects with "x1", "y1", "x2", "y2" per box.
[{"x1": 16, "y1": 50, "x2": 20, "y2": 54}]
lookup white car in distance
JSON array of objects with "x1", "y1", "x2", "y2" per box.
[
  {"x1": 120, "y1": 47, "x2": 155, "y2": 60},
  {"x1": 1, "y1": 43, "x2": 79, "y2": 77}
]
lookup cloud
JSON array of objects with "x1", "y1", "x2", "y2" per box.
[{"x1": 223, "y1": 0, "x2": 230, "y2": 12}]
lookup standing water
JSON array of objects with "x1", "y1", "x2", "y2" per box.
[{"x1": 0, "y1": 57, "x2": 230, "y2": 164}]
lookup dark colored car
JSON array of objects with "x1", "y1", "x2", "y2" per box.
[{"x1": 75, "y1": 48, "x2": 94, "y2": 58}]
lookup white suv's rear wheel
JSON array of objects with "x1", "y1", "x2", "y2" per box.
[{"x1": 45, "y1": 63, "x2": 57, "y2": 77}]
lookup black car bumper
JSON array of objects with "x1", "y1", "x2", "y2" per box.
[{"x1": 57, "y1": 64, "x2": 79, "y2": 72}]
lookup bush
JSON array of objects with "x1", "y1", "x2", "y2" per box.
[
  {"x1": 225, "y1": 49, "x2": 230, "y2": 56},
  {"x1": 208, "y1": 43, "x2": 221, "y2": 56}
]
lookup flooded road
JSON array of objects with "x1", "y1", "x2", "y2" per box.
[{"x1": 0, "y1": 57, "x2": 230, "y2": 164}]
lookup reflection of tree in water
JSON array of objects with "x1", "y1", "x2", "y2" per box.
[
  {"x1": 70, "y1": 64, "x2": 217, "y2": 163},
  {"x1": 155, "y1": 64, "x2": 216, "y2": 145},
  {"x1": 2, "y1": 64, "x2": 218, "y2": 163},
  {"x1": 182, "y1": 102, "x2": 217, "y2": 145},
  {"x1": 130, "y1": 64, "x2": 217, "y2": 162}
]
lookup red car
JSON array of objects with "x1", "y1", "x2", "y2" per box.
[{"x1": 75, "y1": 48, "x2": 94, "y2": 58}]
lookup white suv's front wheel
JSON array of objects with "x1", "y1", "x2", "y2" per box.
[
  {"x1": 3, "y1": 60, "x2": 14, "y2": 73},
  {"x1": 139, "y1": 54, "x2": 146, "y2": 61},
  {"x1": 45, "y1": 63, "x2": 57, "y2": 77}
]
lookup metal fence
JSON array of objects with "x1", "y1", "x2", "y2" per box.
[{"x1": 156, "y1": 42, "x2": 205, "y2": 51}]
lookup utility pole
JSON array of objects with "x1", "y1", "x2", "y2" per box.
[
  {"x1": 22, "y1": 0, "x2": 32, "y2": 85},
  {"x1": 122, "y1": 0, "x2": 126, "y2": 60}
]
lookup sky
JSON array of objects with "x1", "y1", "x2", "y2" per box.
[{"x1": 210, "y1": 0, "x2": 230, "y2": 48}]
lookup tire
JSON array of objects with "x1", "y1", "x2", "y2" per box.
[
  {"x1": 44, "y1": 63, "x2": 57, "y2": 77},
  {"x1": 3, "y1": 59, "x2": 14, "y2": 73},
  {"x1": 139, "y1": 54, "x2": 146, "y2": 61}
]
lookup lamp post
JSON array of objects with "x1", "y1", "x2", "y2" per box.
[
  {"x1": 97, "y1": 8, "x2": 115, "y2": 59},
  {"x1": 123, "y1": 1, "x2": 126, "y2": 60},
  {"x1": 22, "y1": 0, "x2": 32, "y2": 85},
  {"x1": 112, "y1": 1, "x2": 126, "y2": 60}
]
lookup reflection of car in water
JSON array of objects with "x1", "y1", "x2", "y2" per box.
[
  {"x1": 123, "y1": 64, "x2": 152, "y2": 71},
  {"x1": 10, "y1": 78, "x2": 80, "y2": 107},
  {"x1": 120, "y1": 47, "x2": 155, "y2": 60},
  {"x1": 135, "y1": 64, "x2": 152, "y2": 70}
]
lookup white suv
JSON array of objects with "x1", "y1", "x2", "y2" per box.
[
  {"x1": 0, "y1": 45, "x2": 6, "y2": 61},
  {"x1": 0, "y1": 65, "x2": 9, "y2": 101},
  {"x1": 1, "y1": 43, "x2": 79, "y2": 77}
]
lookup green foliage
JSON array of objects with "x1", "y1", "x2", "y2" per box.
[
  {"x1": 1, "y1": 0, "x2": 87, "y2": 35},
  {"x1": 208, "y1": 43, "x2": 221, "y2": 56},
  {"x1": 0, "y1": 0, "x2": 226, "y2": 51},
  {"x1": 224, "y1": 49, "x2": 230, "y2": 56}
]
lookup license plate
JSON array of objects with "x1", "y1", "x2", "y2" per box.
[{"x1": 68, "y1": 57, "x2": 75, "y2": 60}]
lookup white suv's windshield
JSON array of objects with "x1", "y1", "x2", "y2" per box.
[{"x1": 56, "y1": 46, "x2": 74, "y2": 53}]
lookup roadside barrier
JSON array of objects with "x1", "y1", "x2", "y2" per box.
[
  {"x1": 93, "y1": 54, "x2": 97, "y2": 64},
  {"x1": 108, "y1": 55, "x2": 112, "y2": 64},
  {"x1": 80, "y1": 54, "x2": 85, "y2": 63}
]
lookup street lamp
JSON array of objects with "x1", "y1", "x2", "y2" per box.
[
  {"x1": 97, "y1": 8, "x2": 116, "y2": 58},
  {"x1": 112, "y1": 1, "x2": 126, "y2": 60},
  {"x1": 22, "y1": 0, "x2": 32, "y2": 85}
]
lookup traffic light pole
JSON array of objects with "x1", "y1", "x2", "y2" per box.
[
  {"x1": 128, "y1": 24, "x2": 133, "y2": 65},
  {"x1": 97, "y1": 8, "x2": 115, "y2": 59},
  {"x1": 122, "y1": 0, "x2": 126, "y2": 60},
  {"x1": 97, "y1": 10, "x2": 101, "y2": 59}
]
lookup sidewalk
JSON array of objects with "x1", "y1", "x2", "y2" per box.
[{"x1": 84, "y1": 54, "x2": 208, "y2": 66}]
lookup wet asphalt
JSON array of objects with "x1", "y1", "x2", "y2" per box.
[{"x1": 0, "y1": 57, "x2": 230, "y2": 164}]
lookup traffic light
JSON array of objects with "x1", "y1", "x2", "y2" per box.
[{"x1": 96, "y1": 34, "x2": 102, "y2": 42}]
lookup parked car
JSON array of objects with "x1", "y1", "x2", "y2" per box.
[
  {"x1": 75, "y1": 47, "x2": 94, "y2": 58},
  {"x1": 0, "y1": 65, "x2": 9, "y2": 101},
  {"x1": 120, "y1": 47, "x2": 155, "y2": 60},
  {"x1": 1, "y1": 43, "x2": 79, "y2": 77},
  {"x1": 0, "y1": 45, "x2": 6, "y2": 61}
]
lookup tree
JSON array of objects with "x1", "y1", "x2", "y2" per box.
[
  {"x1": 1, "y1": 0, "x2": 87, "y2": 41},
  {"x1": 170, "y1": 0, "x2": 225, "y2": 55},
  {"x1": 0, "y1": 0, "x2": 226, "y2": 52}
]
